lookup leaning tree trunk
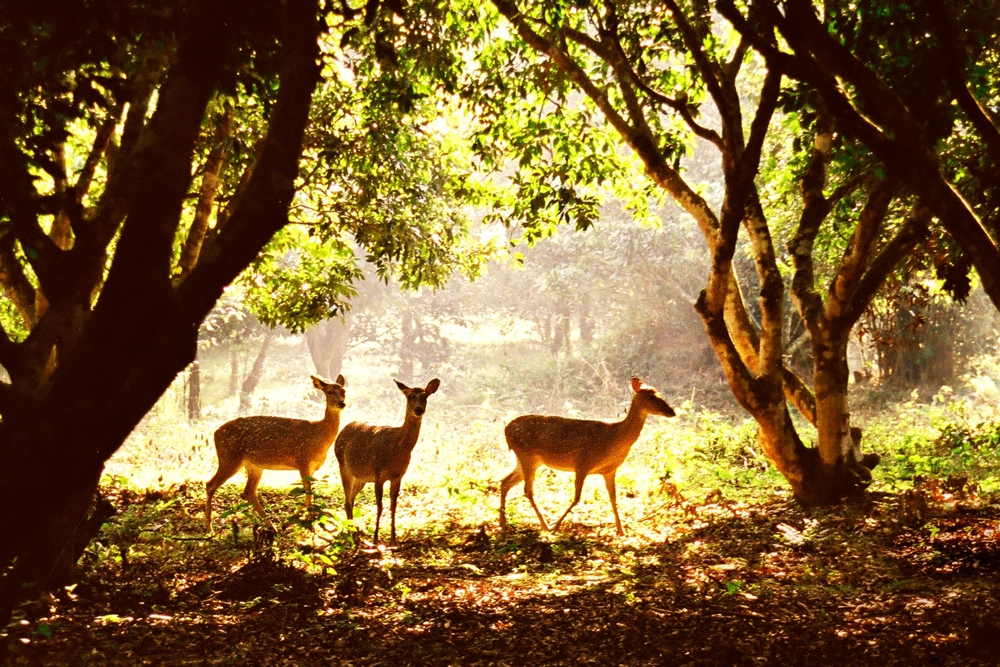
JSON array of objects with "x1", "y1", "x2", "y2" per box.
[
  {"x1": 0, "y1": 0, "x2": 320, "y2": 621},
  {"x1": 239, "y1": 330, "x2": 275, "y2": 414}
]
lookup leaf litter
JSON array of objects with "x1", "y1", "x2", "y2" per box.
[{"x1": 6, "y1": 476, "x2": 1000, "y2": 665}]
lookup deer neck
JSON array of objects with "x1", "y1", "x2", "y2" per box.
[
  {"x1": 318, "y1": 404, "x2": 342, "y2": 437},
  {"x1": 397, "y1": 412, "x2": 424, "y2": 452},
  {"x1": 613, "y1": 400, "x2": 648, "y2": 447}
]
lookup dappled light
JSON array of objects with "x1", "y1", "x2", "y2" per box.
[{"x1": 4, "y1": 0, "x2": 1000, "y2": 664}]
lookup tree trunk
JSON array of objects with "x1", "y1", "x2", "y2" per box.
[
  {"x1": 399, "y1": 310, "x2": 416, "y2": 382},
  {"x1": 304, "y1": 316, "x2": 351, "y2": 379},
  {"x1": 229, "y1": 343, "x2": 240, "y2": 397},
  {"x1": 239, "y1": 330, "x2": 274, "y2": 414},
  {"x1": 187, "y1": 358, "x2": 201, "y2": 422},
  {"x1": 579, "y1": 291, "x2": 593, "y2": 346},
  {"x1": 0, "y1": 0, "x2": 321, "y2": 622},
  {"x1": 0, "y1": 303, "x2": 202, "y2": 616}
]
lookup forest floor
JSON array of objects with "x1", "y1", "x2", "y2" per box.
[{"x1": 6, "y1": 475, "x2": 1000, "y2": 666}]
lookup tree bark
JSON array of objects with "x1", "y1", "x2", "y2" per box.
[{"x1": 175, "y1": 103, "x2": 233, "y2": 287}]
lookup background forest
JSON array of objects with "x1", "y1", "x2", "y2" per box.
[{"x1": 5, "y1": 0, "x2": 1000, "y2": 663}]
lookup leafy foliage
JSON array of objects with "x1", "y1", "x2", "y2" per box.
[{"x1": 243, "y1": 229, "x2": 361, "y2": 332}]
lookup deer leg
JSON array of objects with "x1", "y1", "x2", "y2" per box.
[
  {"x1": 340, "y1": 476, "x2": 364, "y2": 545},
  {"x1": 389, "y1": 478, "x2": 402, "y2": 547},
  {"x1": 522, "y1": 463, "x2": 549, "y2": 532},
  {"x1": 499, "y1": 462, "x2": 525, "y2": 534},
  {"x1": 603, "y1": 472, "x2": 624, "y2": 536},
  {"x1": 340, "y1": 472, "x2": 357, "y2": 520},
  {"x1": 298, "y1": 467, "x2": 314, "y2": 509},
  {"x1": 242, "y1": 466, "x2": 267, "y2": 519},
  {"x1": 373, "y1": 477, "x2": 385, "y2": 544},
  {"x1": 553, "y1": 471, "x2": 586, "y2": 532},
  {"x1": 205, "y1": 458, "x2": 243, "y2": 533}
]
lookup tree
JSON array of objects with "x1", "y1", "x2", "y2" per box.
[
  {"x1": 470, "y1": 0, "x2": 926, "y2": 503},
  {"x1": 717, "y1": 0, "x2": 1000, "y2": 312},
  {"x1": 0, "y1": 0, "x2": 491, "y2": 617},
  {"x1": 0, "y1": 0, "x2": 323, "y2": 615}
]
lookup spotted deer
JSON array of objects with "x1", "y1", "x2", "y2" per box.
[
  {"x1": 500, "y1": 376, "x2": 675, "y2": 535},
  {"x1": 204, "y1": 374, "x2": 346, "y2": 532},
  {"x1": 334, "y1": 378, "x2": 440, "y2": 545}
]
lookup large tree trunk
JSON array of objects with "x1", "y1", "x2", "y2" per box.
[
  {"x1": 0, "y1": 302, "x2": 202, "y2": 611},
  {"x1": 0, "y1": 0, "x2": 321, "y2": 621}
]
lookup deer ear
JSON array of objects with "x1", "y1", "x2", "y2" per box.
[
  {"x1": 311, "y1": 375, "x2": 327, "y2": 390},
  {"x1": 394, "y1": 379, "x2": 409, "y2": 393},
  {"x1": 425, "y1": 378, "x2": 441, "y2": 395},
  {"x1": 631, "y1": 376, "x2": 643, "y2": 393},
  {"x1": 335, "y1": 374, "x2": 346, "y2": 387}
]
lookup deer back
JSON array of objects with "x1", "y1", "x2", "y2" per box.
[
  {"x1": 334, "y1": 377, "x2": 440, "y2": 483},
  {"x1": 213, "y1": 374, "x2": 345, "y2": 471},
  {"x1": 217, "y1": 414, "x2": 337, "y2": 468},
  {"x1": 505, "y1": 376, "x2": 675, "y2": 474},
  {"x1": 505, "y1": 415, "x2": 631, "y2": 472},
  {"x1": 336, "y1": 422, "x2": 418, "y2": 481}
]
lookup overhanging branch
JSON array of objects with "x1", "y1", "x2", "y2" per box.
[{"x1": 178, "y1": 0, "x2": 322, "y2": 322}]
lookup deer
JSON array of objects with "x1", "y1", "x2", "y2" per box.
[
  {"x1": 204, "y1": 374, "x2": 346, "y2": 533},
  {"x1": 334, "y1": 378, "x2": 440, "y2": 546},
  {"x1": 499, "y1": 376, "x2": 675, "y2": 536}
]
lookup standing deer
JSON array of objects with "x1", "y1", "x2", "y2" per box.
[
  {"x1": 500, "y1": 376, "x2": 675, "y2": 535},
  {"x1": 335, "y1": 378, "x2": 440, "y2": 545},
  {"x1": 204, "y1": 374, "x2": 346, "y2": 532}
]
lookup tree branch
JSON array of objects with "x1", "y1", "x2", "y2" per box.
[
  {"x1": 178, "y1": 0, "x2": 322, "y2": 322},
  {"x1": 174, "y1": 102, "x2": 233, "y2": 287},
  {"x1": 927, "y1": 0, "x2": 1000, "y2": 178},
  {"x1": 91, "y1": 1, "x2": 235, "y2": 314},
  {"x1": 74, "y1": 113, "x2": 120, "y2": 205},
  {"x1": 663, "y1": 0, "x2": 734, "y2": 127},
  {"x1": 558, "y1": 20, "x2": 657, "y2": 153},
  {"x1": 788, "y1": 110, "x2": 836, "y2": 334},
  {"x1": 826, "y1": 178, "x2": 897, "y2": 324},
  {"x1": 563, "y1": 21, "x2": 724, "y2": 148},
  {"x1": 0, "y1": 233, "x2": 36, "y2": 328},
  {"x1": 490, "y1": 1, "x2": 651, "y2": 159},
  {"x1": 81, "y1": 45, "x2": 169, "y2": 256},
  {"x1": 845, "y1": 205, "x2": 931, "y2": 324},
  {"x1": 0, "y1": 121, "x2": 64, "y2": 300},
  {"x1": 717, "y1": 0, "x2": 895, "y2": 159},
  {"x1": 490, "y1": 0, "x2": 721, "y2": 240}
]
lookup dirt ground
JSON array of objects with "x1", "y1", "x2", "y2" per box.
[{"x1": 5, "y1": 480, "x2": 1000, "y2": 666}]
